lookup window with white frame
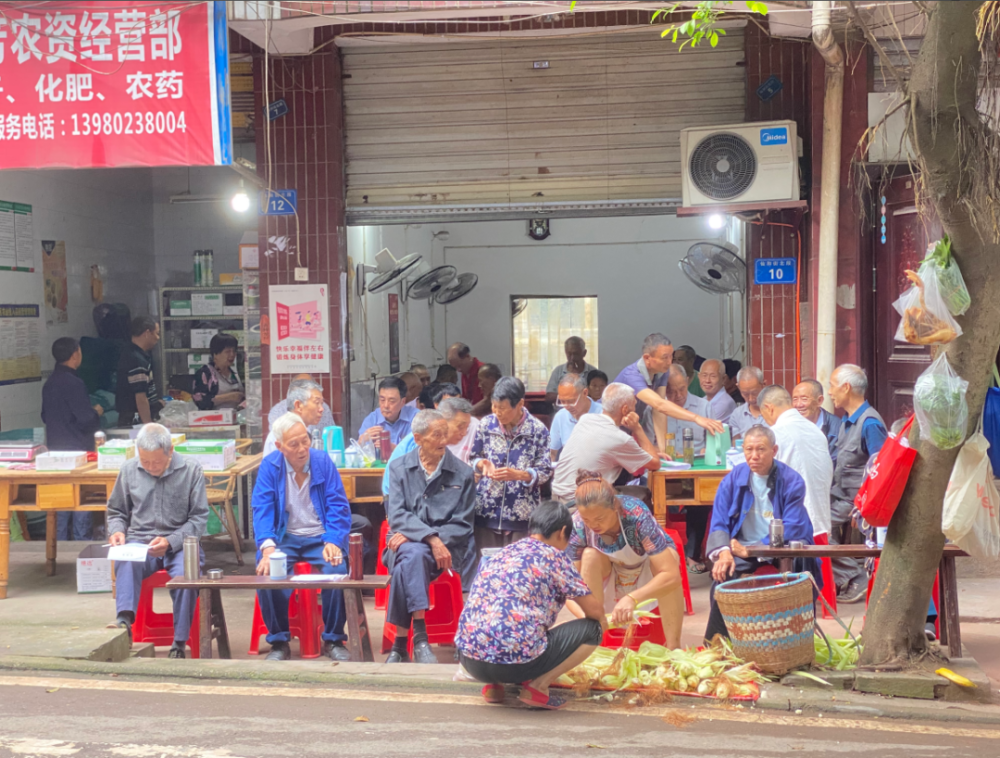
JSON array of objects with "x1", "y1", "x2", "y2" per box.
[{"x1": 511, "y1": 296, "x2": 598, "y2": 392}]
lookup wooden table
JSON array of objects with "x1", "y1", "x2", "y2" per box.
[
  {"x1": 166, "y1": 574, "x2": 390, "y2": 661},
  {"x1": 0, "y1": 453, "x2": 264, "y2": 600},
  {"x1": 338, "y1": 467, "x2": 387, "y2": 507},
  {"x1": 648, "y1": 465, "x2": 727, "y2": 526},
  {"x1": 745, "y1": 544, "x2": 968, "y2": 658}
]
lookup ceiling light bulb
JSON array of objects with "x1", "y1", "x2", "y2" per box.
[
  {"x1": 708, "y1": 213, "x2": 726, "y2": 230},
  {"x1": 231, "y1": 190, "x2": 250, "y2": 213}
]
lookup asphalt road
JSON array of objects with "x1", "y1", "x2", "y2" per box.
[{"x1": 0, "y1": 673, "x2": 998, "y2": 757}]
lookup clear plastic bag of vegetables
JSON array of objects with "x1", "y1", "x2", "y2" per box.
[
  {"x1": 919, "y1": 235, "x2": 970, "y2": 317},
  {"x1": 913, "y1": 352, "x2": 969, "y2": 450},
  {"x1": 893, "y1": 266, "x2": 962, "y2": 345}
]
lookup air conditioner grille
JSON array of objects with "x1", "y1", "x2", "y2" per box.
[{"x1": 689, "y1": 132, "x2": 758, "y2": 201}]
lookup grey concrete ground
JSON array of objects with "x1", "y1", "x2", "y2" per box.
[{"x1": 1, "y1": 670, "x2": 1000, "y2": 757}]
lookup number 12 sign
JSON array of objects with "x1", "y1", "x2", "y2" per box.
[{"x1": 754, "y1": 257, "x2": 797, "y2": 285}]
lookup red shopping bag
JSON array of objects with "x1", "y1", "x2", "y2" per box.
[{"x1": 854, "y1": 415, "x2": 918, "y2": 527}]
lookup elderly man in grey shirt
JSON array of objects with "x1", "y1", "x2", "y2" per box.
[{"x1": 106, "y1": 423, "x2": 208, "y2": 659}]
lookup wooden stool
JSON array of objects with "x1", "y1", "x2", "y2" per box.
[{"x1": 205, "y1": 473, "x2": 244, "y2": 565}]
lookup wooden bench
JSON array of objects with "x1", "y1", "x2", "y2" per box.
[
  {"x1": 165, "y1": 574, "x2": 390, "y2": 661},
  {"x1": 744, "y1": 544, "x2": 967, "y2": 658}
]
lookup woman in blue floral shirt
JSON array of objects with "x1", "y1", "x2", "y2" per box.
[
  {"x1": 566, "y1": 470, "x2": 684, "y2": 648},
  {"x1": 470, "y1": 376, "x2": 552, "y2": 553},
  {"x1": 456, "y1": 501, "x2": 606, "y2": 710}
]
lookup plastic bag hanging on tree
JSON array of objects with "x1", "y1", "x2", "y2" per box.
[
  {"x1": 893, "y1": 268, "x2": 963, "y2": 345},
  {"x1": 913, "y1": 353, "x2": 969, "y2": 450},
  {"x1": 919, "y1": 235, "x2": 970, "y2": 316},
  {"x1": 942, "y1": 414, "x2": 1000, "y2": 554}
]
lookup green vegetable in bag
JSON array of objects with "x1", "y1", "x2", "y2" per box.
[
  {"x1": 920, "y1": 235, "x2": 971, "y2": 317},
  {"x1": 914, "y1": 353, "x2": 969, "y2": 450}
]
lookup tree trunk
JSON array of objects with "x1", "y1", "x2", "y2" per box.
[{"x1": 861, "y1": 0, "x2": 1000, "y2": 664}]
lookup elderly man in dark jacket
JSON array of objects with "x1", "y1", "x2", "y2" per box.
[
  {"x1": 384, "y1": 409, "x2": 476, "y2": 664},
  {"x1": 703, "y1": 426, "x2": 820, "y2": 641}
]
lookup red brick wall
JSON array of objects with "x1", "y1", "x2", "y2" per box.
[
  {"x1": 744, "y1": 25, "x2": 812, "y2": 389},
  {"x1": 252, "y1": 28, "x2": 349, "y2": 434}
]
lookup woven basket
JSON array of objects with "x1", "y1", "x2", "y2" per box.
[{"x1": 715, "y1": 572, "x2": 815, "y2": 675}]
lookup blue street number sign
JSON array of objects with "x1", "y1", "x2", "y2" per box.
[
  {"x1": 754, "y1": 257, "x2": 797, "y2": 285},
  {"x1": 756, "y1": 74, "x2": 783, "y2": 102},
  {"x1": 259, "y1": 189, "x2": 297, "y2": 216},
  {"x1": 266, "y1": 98, "x2": 289, "y2": 121}
]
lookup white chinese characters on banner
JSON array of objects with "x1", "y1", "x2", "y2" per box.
[{"x1": 269, "y1": 284, "x2": 331, "y2": 375}]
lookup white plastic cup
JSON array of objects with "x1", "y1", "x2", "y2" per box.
[{"x1": 269, "y1": 549, "x2": 288, "y2": 579}]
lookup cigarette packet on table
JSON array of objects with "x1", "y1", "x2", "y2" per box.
[{"x1": 289, "y1": 574, "x2": 348, "y2": 583}]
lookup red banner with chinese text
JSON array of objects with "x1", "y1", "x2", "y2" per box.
[{"x1": 0, "y1": 1, "x2": 231, "y2": 169}]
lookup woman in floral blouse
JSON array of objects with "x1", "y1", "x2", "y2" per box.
[
  {"x1": 192, "y1": 333, "x2": 244, "y2": 410},
  {"x1": 469, "y1": 376, "x2": 552, "y2": 554},
  {"x1": 456, "y1": 501, "x2": 606, "y2": 710},
  {"x1": 566, "y1": 470, "x2": 684, "y2": 648}
]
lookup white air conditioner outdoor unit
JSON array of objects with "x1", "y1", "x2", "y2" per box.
[{"x1": 681, "y1": 120, "x2": 800, "y2": 207}]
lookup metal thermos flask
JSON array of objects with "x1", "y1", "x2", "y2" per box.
[
  {"x1": 769, "y1": 519, "x2": 785, "y2": 548},
  {"x1": 348, "y1": 533, "x2": 363, "y2": 580},
  {"x1": 183, "y1": 536, "x2": 200, "y2": 580}
]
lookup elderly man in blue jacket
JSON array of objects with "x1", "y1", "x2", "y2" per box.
[
  {"x1": 252, "y1": 412, "x2": 353, "y2": 662},
  {"x1": 703, "y1": 425, "x2": 820, "y2": 641}
]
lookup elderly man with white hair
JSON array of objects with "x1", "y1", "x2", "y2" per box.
[
  {"x1": 829, "y1": 364, "x2": 887, "y2": 603},
  {"x1": 106, "y1": 423, "x2": 208, "y2": 658},
  {"x1": 263, "y1": 380, "x2": 326, "y2": 457},
  {"x1": 699, "y1": 359, "x2": 736, "y2": 424},
  {"x1": 252, "y1": 412, "x2": 353, "y2": 661},
  {"x1": 266, "y1": 374, "x2": 336, "y2": 431},
  {"x1": 728, "y1": 366, "x2": 769, "y2": 441},
  {"x1": 758, "y1": 385, "x2": 833, "y2": 542},
  {"x1": 551, "y1": 382, "x2": 661, "y2": 503},
  {"x1": 384, "y1": 409, "x2": 476, "y2": 664}
]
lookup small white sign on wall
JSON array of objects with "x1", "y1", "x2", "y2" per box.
[{"x1": 269, "y1": 284, "x2": 331, "y2": 375}]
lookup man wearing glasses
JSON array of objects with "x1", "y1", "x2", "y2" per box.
[
  {"x1": 549, "y1": 374, "x2": 602, "y2": 462},
  {"x1": 263, "y1": 381, "x2": 326, "y2": 456}
]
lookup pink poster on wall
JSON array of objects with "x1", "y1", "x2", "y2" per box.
[{"x1": 268, "y1": 284, "x2": 330, "y2": 375}]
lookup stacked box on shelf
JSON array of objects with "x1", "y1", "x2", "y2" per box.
[{"x1": 173, "y1": 439, "x2": 236, "y2": 471}]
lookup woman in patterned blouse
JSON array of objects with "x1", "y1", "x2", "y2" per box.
[
  {"x1": 566, "y1": 470, "x2": 685, "y2": 648},
  {"x1": 456, "y1": 501, "x2": 607, "y2": 710}
]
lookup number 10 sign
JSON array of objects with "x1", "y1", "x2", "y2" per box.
[{"x1": 754, "y1": 258, "x2": 797, "y2": 285}]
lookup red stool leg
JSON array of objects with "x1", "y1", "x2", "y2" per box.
[
  {"x1": 134, "y1": 570, "x2": 200, "y2": 657},
  {"x1": 292, "y1": 562, "x2": 322, "y2": 658},
  {"x1": 665, "y1": 529, "x2": 694, "y2": 616},
  {"x1": 932, "y1": 570, "x2": 941, "y2": 639},
  {"x1": 247, "y1": 596, "x2": 267, "y2": 655},
  {"x1": 814, "y1": 534, "x2": 837, "y2": 619},
  {"x1": 375, "y1": 521, "x2": 390, "y2": 611}
]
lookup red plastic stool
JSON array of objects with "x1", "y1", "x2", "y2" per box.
[
  {"x1": 664, "y1": 528, "x2": 694, "y2": 616},
  {"x1": 247, "y1": 562, "x2": 324, "y2": 658},
  {"x1": 813, "y1": 533, "x2": 838, "y2": 619},
  {"x1": 133, "y1": 570, "x2": 201, "y2": 658},
  {"x1": 375, "y1": 520, "x2": 390, "y2": 611},
  {"x1": 866, "y1": 558, "x2": 940, "y2": 638},
  {"x1": 381, "y1": 569, "x2": 463, "y2": 655}
]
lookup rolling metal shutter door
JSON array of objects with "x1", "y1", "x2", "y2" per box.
[{"x1": 343, "y1": 30, "x2": 746, "y2": 224}]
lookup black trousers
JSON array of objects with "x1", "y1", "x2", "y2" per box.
[
  {"x1": 684, "y1": 507, "x2": 711, "y2": 561},
  {"x1": 460, "y1": 618, "x2": 603, "y2": 684}
]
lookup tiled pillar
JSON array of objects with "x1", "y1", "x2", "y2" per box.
[{"x1": 253, "y1": 35, "x2": 348, "y2": 434}]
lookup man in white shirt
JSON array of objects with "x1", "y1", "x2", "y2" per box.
[
  {"x1": 550, "y1": 383, "x2": 660, "y2": 503},
  {"x1": 266, "y1": 374, "x2": 336, "y2": 432},
  {"x1": 263, "y1": 382, "x2": 326, "y2": 457},
  {"x1": 759, "y1": 385, "x2": 833, "y2": 541},
  {"x1": 661, "y1": 365, "x2": 713, "y2": 451},
  {"x1": 544, "y1": 336, "x2": 598, "y2": 404},
  {"x1": 728, "y1": 366, "x2": 769, "y2": 441},
  {"x1": 550, "y1": 373, "x2": 602, "y2": 461},
  {"x1": 699, "y1": 359, "x2": 736, "y2": 425}
]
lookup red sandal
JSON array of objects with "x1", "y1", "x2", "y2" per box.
[
  {"x1": 481, "y1": 684, "x2": 505, "y2": 704},
  {"x1": 518, "y1": 685, "x2": 568, "y2": 710}
]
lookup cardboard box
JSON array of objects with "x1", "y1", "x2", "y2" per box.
[
  {"x1": 35, "y1": 451, "x2": 88, "y2": 470},
  {"x1": 187, "y1": 352, "x2": 211, "y2": 373},
  {"x1": 97, "y1": 440, "x2": 136, "y2": 470},
  {"x1": 169, "y1": 299, "x2": 192, "y2": 316},
  {"x1": 192, "y1": 292, "x2": 224, "y2": 316},
  {"x1": 170, "y1": 433, "x2": 186, "y2": 445},
  {"x1": 174, "y1": 438, "x2": 236, "y2": 471},
  {"x1": 219, "y1": 273, "x2": 243, "y2": 285},
  {"x1": 187, "y1": 409, "x2": 235, "y2": 427},
  {"x1": 77, "y1": 545, "x2": 112, "y2": 593},
  {"x1": 190, "y1": 328, "x2": 218, "y2": 349},
  {"x1": 222, "y1": 305, "x2": 244, "y2": 316}
]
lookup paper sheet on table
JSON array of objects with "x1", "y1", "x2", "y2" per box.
[
  {"x1": 107, "y1": 543, "x2": 150, "y2": 562},
  {"x1": 289, "y1": 573, "x2": 348, "y2": 583}
]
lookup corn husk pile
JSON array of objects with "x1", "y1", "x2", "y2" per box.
[
  {"x1": 556, "y1": 634, "x2": 769, "y2": 701},
  {"x1": 814, "y1": 628, "x2": 861, "y2": 670}
]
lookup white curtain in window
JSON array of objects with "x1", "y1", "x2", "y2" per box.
[{"x1": 512, "y1": 297, "x2": 599, "y2": 392}]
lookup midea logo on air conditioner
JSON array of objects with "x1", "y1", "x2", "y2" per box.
[{"x1": 759, "y1": 127, "x2": 789, "y2": 145}]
